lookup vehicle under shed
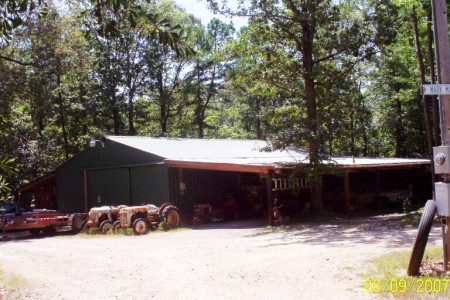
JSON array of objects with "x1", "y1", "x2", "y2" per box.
[{"x1": 19, "y1": 136, "x2": 432, "y2": 225}]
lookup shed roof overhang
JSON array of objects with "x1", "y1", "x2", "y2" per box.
[
  {"x1": 165, "y1": 157, "x2": 431, "y2": 174},
  {"x1": 165, "y1": 159, "x2": 274, "y2": 173},
  {"x1": 19, "y1": 172, "x2": 56, "y2": 193}
]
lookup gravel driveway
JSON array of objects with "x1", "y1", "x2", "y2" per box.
[{"x1": 0, "y1": 215, "x2": 444, "y2": 300}]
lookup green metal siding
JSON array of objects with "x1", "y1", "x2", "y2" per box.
[
  {"x1": 57, "y1": 169, "x2": 84, "y2": 213},
  {"x1": 130, "y1": 165, "x2": 169, "y2": 206},
  {"x1": 56, "y1": 139, "x2": 166, "y2": 212},
  {"x1": 88, "y1": 168, "x2": 130, "y2": 207}
]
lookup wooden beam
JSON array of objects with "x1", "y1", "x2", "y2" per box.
[
  {"x1": 265, "y1": 171, "x2": 275, "y2": 226},
  {"x1": 165, "y1": 160, "x2": 272, "y2": 174},
  {"x1": 344, "y1": 171, "x2": 351, "y2": 216},
  {"x1": 375, "y1": 171, "x2": 381, "y2": 207}
]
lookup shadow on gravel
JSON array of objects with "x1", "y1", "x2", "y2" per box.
[
  {"x1": 191, "y1": 210, "x2": 440, "y2": 249},
  {"x1": 244, "y1": 213, "x2": 440, "y2": 249},
  {"x1": 190, "y1": 218, "x2": 269, "y2": 230},
  {"x1": 0, "y1": 228, "x2": 76, "y2": 243}
]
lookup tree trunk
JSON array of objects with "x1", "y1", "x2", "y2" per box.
[
  {"x1": 301, "y1": 20, "x2": 322, "y2": 211},
  {"x1": 127, "y1": 91, "x2": 136, "y2": 135},
  {"x1": 160, "y1": 103, "x2": 168, "y2": 135},
  {"x1": 57, "y1": 73, "x2": 69, "y2": 160},
  {"x1": 126, "y1": 44, "x2": 136, "y2": 136},
  {"x1": 350, "y1": 111, "x2": 355, "y2": 156},
  {"x1": 395, "y1": 99, "x2": 404, "y2": 157},
  {"x1": 196, "y1": 63, "x2": 205, "y2": 139},
  {"x1": 255, "y1": 97, "x2": 263, "y2": 139},
  {"x1": 361, "y1": 92, "x2": 368, "y2": 156},
  {"x1": 113, "y1": 106, "x2": 120, "y2": 135}
]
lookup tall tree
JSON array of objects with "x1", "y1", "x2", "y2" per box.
[
  {"x1": 209, "y1": 0, "x2": 397, "y2": 210},
  {"x1": 188, "y1": 18, "x2": 234, "y2": 138}
]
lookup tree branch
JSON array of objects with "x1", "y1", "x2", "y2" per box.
[
  {"x1": 314, "y1": 48, "x2": 347, "y2": 64},
  {"x1": 0, "y1": 55, "x2": 40, "y2": 67}
]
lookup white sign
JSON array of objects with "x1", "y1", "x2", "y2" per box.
[{"x1": 422, "y1": 84, "x2": 450, "y2": 95}]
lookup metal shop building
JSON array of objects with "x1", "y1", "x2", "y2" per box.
[{"x1": 19, "y1": 136, "x2": 432, "y2": 224}]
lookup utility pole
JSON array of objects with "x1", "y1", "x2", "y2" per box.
[
  {"x1": 432, "y1": 0, "x2": 450, "y2": 144},
  {"x1": 431, "y1": 0, "x2": 450, "y2": 271}
]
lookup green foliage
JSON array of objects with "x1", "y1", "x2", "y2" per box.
[
  {"x1": 0, "y1": 157, "x2": 17, "y2": 198},
  {"x1": 0, "y1": 0, "x2": 47, "y2": 42},
  {"x1": 0, "y1": 0, "x2": 438, "y2": 198},
  {"x1": 79, "y1": 0, "x2": 195, "y2": 57}
]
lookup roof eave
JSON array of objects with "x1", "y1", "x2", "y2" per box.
[{"x1": 165, "y1": 159, "x2": 274, "y2": 174}]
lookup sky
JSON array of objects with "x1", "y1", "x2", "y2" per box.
[{"x1": 173, "y1": 0, "x2": 248, "y2": 30}]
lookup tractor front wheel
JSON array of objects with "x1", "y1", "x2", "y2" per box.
[
  {"x1": 99, "y1": 220, "x2": 113, "y2": 234},
  {"x1": 113, "y1": 220, "x2": 121, "y2": 233},
  {"x1": 132, "y1": 218, "x2": 148, "y2": 235}
]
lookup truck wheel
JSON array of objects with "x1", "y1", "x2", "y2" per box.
[
  {"x1": 28, "y1": 229, "x2": 41, "y2": 236},
  {"x1": 99, "y1": 220, "x2": 113, "y2": 234},
  {"x1": 71, "y1": 214, "x2": 85, "y2": 234},
  {"x1": 113, "y1": 220, "x2": 121, "y2": 233},
  {"x1": 162, "y1": 206, "x2": 180, "y2": 229},
  {"x1": 407, "y1": 200, "x2": 436, "y2": 276},
  {"x1": 132, "y1": 218, "x2": 148, "y2": 235},
  {"x1": 42, "y1": 227, "x2": 57, "y2": 235}
]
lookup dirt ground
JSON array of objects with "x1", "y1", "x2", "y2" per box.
[{"x1": 0, "y1": 214, "x2": 446, "y2": 300}]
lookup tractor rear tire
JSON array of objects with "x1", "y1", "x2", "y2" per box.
[
  {"x1": 162, "y1": 206, "x2": 180, "y2": 229},
  {"x1": 132, "y1": 218, "x2": 148, "y2": 235},
  {"x1": 99, "y1": 220, "x2": 113, "y2": 234},
  {"x1": 407, "y1": 200, "x2": 436, "y2": 276},
  {"x1": 80, "y1": 220, "x2": 88, "y2": 233},
  {"x1": 71, "y1": 214, "x2": 86, "y2": 234}
]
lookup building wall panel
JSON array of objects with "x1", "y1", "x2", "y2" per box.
[
  {"x1": 88, "y1": 168, "x2": 130, "y2": 207},
  {"x1": 130, "y1": 165, "x2": 169, "y2": 206}
]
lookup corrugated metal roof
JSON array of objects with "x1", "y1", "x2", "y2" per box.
[
  {"x1": 106, "y1": 136, "x2": 308, "y2": 159},
  {"x1": 106, "y1": 136, "x2": 430, "y2": 171}
]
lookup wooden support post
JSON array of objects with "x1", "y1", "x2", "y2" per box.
[
  {"x1": 265, "y1": 172, "x2": 274, "y2": 226},
  {"x1": 83, "y1": 169, "x2": 88, "y2": 213},
  {"x1": 375, "y1": 170, "x2": 381, "y2": 207},
  {"x1": 344, "y1": 171, "x2": 351, "y2": 216}
]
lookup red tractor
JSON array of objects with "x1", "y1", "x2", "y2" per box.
[
  {"x1": 84, "y1": 205, "x2": 127, "y2": 234},
  {"x1": 115, "y1": 202, "x2": 180, "y2": 235}
]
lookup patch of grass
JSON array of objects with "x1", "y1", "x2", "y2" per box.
[
  {"x1": 362, "y1": 247, "x2": 450, "y2": 299},
  {"x1": 162, "y1": 226, "x2": 191, "y2": 233},
  {"x1": 0, "y1": 263, "x2": 27, "y2": 299}
]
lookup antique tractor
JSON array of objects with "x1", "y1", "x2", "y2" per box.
[
  {"x1": 115, "y1": 202, "x2": 180, "y2": 235},
  {"x1": 85, "y1": 205, "x2": 127, "y2": 234}
]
